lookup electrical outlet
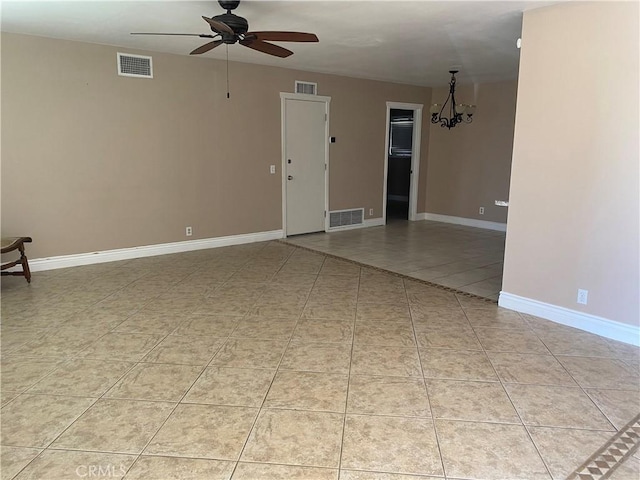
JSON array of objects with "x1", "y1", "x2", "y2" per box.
[
  {"x1": 270, "y1": 165, "x2": 276, "y2": 174},
  {"x1": 185, "y1": 226, "x2": 193, "y2": 237},
  {"x1": 369, "y1": 208, "x2": 374, "y2": 216},
  {"x1": 577, "y1": 289, "x2": 588, "y2": 305},
  {"x1": 479, "y1": 207, "x2": 485, "y2": 215}
]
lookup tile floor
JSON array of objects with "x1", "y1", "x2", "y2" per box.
[
  {"x1": 285, "y1": 220, "x2": 506, "y2": 300},
  {"x1": 1, "y1": 240, "x2": 639, "y2": 479}
]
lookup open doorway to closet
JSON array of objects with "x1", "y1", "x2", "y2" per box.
[{"x1": 383, "y1": 102, "x2": 423, "y2": 223}]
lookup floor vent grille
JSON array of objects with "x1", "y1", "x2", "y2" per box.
[{"x1": 329, "y1": 208, "x2": 364, "y2": 229}]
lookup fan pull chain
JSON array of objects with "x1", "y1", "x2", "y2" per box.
[{"x1": 226, "y1": 44, "x2": 230, "y2": 99}]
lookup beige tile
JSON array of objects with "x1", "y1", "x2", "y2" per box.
[
  {"x1": 280, "y1": 342, "x2": 352, "y2": 374},
  {"x1": 475, "y1": 327, "x2": 549, "y2": 354},
  {"x1": 487, "y1": 352, "x2": 577, "y2": 386},
  {"x1": 1, "y1": 390, "x2": 20, "y2": 407},
  {"x1": 427, "y1": 379, "x2": 520, "y2": 423},
  {"x1": 409, "y1": 306, "x2": 469, "y2": 328},
  {"x1": 210, "y1": 338, "x2": 287, "y2": 369},
  {"x1": 436, "y1": 420, "x2": 549, "y2": 479},
  {"x1": 114, "y1": 313, "x2": 182, "y2": 335},
  {"x1": 0, "y1": 357, "x2": 63, "y2": 392},
  {"x1": 264, "y1": 371, "x2": 348, "y2": 412},
  {"x1": 557, "y1": 356, "x2": 640, "y2": 390},
  {"x1": 529, "y1": 322, "x2": 618, "y2": 357},
  {"x1": 340, "y1": 472, "x2": 443, "y2": 480},
  {"x1": 419, "y1": 348, "x2": 497, "y2": 381},
  {"x1": 104, "y1": 363, "x2": 202, "y2": 401},
  {"x1": 585, "y1": 388, "x2": 640, "y2": 429},
  {"x1": 354, "y1": 321, "x2": 416, "y2": 347},
  {"x1": 51, "y1": 399, "x2": 174, "y2": 454},
  {"x1": 145, "y1": 404, "x2": 258, "y2": 460},
  {"x1": 505, "y1": 384, "x2": 615, "y2": 430},
  {"x1": 609, "y1": 456, "x2": 640, "y2": 480},
  {"x1": 0, "y1": 329, "x2": 52, "y2": 355},
  {"x1": 356, "y1": 304, "x2": 411, "y2": 323},
  {"x1": 241, "y1": 409, "x2": 343, "y2": 467},
  {"x1": 414, "y1": 325, "x2": 483, "y2": 351},
  {"x1": 0, "y1": 446, "x2": 42, "y2": 480},
  {"x1": 347, "y1": 375, "x2": 430, "y2": 417},
  {"x1": 351, "y1": 344, "x2": 421, "y2": 377},
  {"x1": 79, "y1": 332, "x2": 165, "y2": 361},
  {"x1": 303, "y1": 302, "x2": 357, "y2": 321},
  {"x1": 464, "y1": 307, "x2": 529, "y2": 329},
  {"x1": 230, "y1": 317, "x2": 298, "y2": 339},
  {"x1": 183, "y1": 367, "x2": 274, "y2": 406},
  {"x1": 12, "y1": 450, "x2": 136, "y2": 480},
  {"x1": 319, "y1": 258, "x2": 361, "y2": 276},
  {"x1": 124, "y1": 455, "x2": 234, "y2": 480},
  {"x1": 173, "y1": 315, "x2": 240, "y2": 336},
  {"x1": 292, "y1": 318, "x2": 354, "y2": 343},
  {"x1": 142, "y1": 335, "x2": 224, "y2": 365},
  {"x1": 1, "y1": 394, "x2": 95, "y2": 448},
  {"x1": 528, "y1": 426, "x2": 612, "y2": 480},
  {"x1": 233, "y1": 462, "x2": 338, "y2": 480},
  {"x1": 341, "y1": 415, "x2": 442, "y2": 476},
  {"x1": 27, "y1": 358, "x2": 134, "y2": 396}
]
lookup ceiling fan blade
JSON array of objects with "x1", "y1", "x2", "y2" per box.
[
  {"x1": 190, "y1": 40, "x2": 224, "y2": 55},
  {"x1": 240, "y1": 39, "x2": 293, "y2": 58},
  {"x1": 202, "y1": 16, "x2": 234, "y2": 35},
  {"x1": 245, "y1": 31, "x2": 318, "y2": 42},
  {"x1": 131, "y1": 33, "x2": 217, "y2": 38}
]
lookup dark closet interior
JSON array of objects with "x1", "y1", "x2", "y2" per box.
[{"x1": 386, "y1": 109, "x2": 414, "y2": 220}]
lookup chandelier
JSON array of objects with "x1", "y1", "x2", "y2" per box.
[{"x1": 430, "y1": 70, "x2": 476, "y2": 129}]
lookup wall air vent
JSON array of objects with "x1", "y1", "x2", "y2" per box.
[
  {"x1": 117, "y1": 53, "x2": 153, "y2": 78},
  {"x1": 329, "y1": 208, "x2": 364, "y2": 230},
  {"x1": 295, "y1": 81, "x2": 317, "y2": 95}
]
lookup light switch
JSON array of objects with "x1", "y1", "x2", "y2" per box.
[{"x1": 270, "y1": 165, "x2": 276, "y2": 174}]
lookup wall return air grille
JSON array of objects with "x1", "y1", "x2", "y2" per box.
[
  {"x1": 295, "y1": 81, "x2": 317, "y2": 95},
  {"x1": 117, "y1": 53, "x2": 153, "y2": 78},
  {"x1": 329, "y1": 208, "x2": 364, "y2": 229}
]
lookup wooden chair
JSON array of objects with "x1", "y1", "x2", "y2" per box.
[{"x1": 1, "y1": 237, "x2": 33, "y2": 283}]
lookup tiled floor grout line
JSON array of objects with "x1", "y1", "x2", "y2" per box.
[
  {"x1": 407, "y1": 276, "x2": 449, "y2": 479},
  {"x1": 462, "y1": 308, "x2": 556, "y2": 480},
  {"x1": 335, "y1": 265, "x2": 361, "y2": 475},
  {"x1": 519, "y1": 317, "x2": 622, "y2": 433},
  {"x1": 225, "y1": 246, "x2": 323, "y2": 478}
]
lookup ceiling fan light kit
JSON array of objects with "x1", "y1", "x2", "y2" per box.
[
  {"x1": 430, "y1": 70, "x2": 476, "y2": 130},
  {"x1": 131, "y1": 0, "x2": 318, "y2": 58}
]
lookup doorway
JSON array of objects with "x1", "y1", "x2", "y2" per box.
[
  {"x1": 280, "y1": 93, "x2": 331, "y2": 236},
  {"x1": 383, "y1": 102, "x2": 423, "y2": 223}
]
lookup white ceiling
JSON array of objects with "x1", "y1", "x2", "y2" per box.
[{"x1": 0, "y1": 0, "x2": 554, "y2": 87}]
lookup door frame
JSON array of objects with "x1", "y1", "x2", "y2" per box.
[
  {"x1": 383, "y1": 101, "x2": 423, "y2": 222},
  {"x1": 280, "y1": 92, "x2": 331, "y2": 237}
]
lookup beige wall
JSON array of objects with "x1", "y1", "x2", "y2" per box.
[
  {"x1": 425, "y1": 80, "x2": 517, "y2": 223},
  {"x1": 1, "y1": 33, "x2": 431, "y2": 259},
  {"x1": 503, "y1": 2, "x2": 639, "y2": 327}
]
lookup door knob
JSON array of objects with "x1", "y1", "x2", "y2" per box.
[{"x1": 288, "y1": 175, "x2": 294, "y2": 180}]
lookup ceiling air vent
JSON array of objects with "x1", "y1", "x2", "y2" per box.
[
  {"x1": 295, "y1": 81, "x2": 317, "y2": 95},
  {"x1": 117, "y1": 53, "x2": 153, "y2": 78}
]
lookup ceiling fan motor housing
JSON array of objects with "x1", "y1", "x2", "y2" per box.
[
  {"x1": 218, "y1": 0, "x2": 240, "y2": 11},
  {"x1": 213, "y1": 12, "x2": 248, "y2": 38}
]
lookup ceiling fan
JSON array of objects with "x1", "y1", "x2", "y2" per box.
[{"x1": 131, "y1": 0, "x2": 318, "y2": 58}]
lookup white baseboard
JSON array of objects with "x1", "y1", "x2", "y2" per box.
[
  {"x1": 327, "y1": 218, "x2": 385, "y2": 232},
  {"x1": 21, "y1": 230, "x2": 284, "y2": 272},
  {"x1": 417, "y1": 212, "x2": 507, "y2": 232},
  {"x1": 499, "y1": 291, "x2": 640, "y2": 346}
]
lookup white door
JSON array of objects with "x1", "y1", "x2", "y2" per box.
[{"x1": 283, "y1": 97, "x2": 327, "y2": 236}]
